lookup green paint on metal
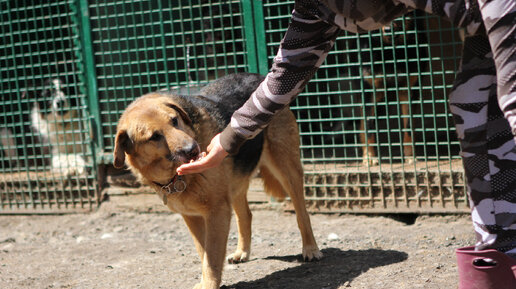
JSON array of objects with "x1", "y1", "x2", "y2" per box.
[
  {"x1": 74, "y1": 0, "x2": 103, "y2": 162},
  {"x1": 242, "y1": 0, "x2": 258, "y2": 73},
  {"x1": 252, "y1": 0, "x2": 269, "y2": 75}
]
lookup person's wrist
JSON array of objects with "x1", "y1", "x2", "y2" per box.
[{"x1": 219, "y1": 126, "x2": 246, "y2": 155}]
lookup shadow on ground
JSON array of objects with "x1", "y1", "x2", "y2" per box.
[{"x1": 221, "y1": 248, "x2": 408, "y2": 289}]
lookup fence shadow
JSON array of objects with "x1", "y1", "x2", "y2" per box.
[{"x1": 222, "y1": 248, "x2": 408, "y2": 289}]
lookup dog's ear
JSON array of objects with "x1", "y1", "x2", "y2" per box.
[
  {"x1": 113, "y1": 130, "x2": 134, "y2": 169},
  {"x1": 166, "y1": 103, "x2": 192, "y2": 126}
]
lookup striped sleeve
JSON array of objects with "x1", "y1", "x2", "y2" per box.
[{"x1": 219, "y1": 6, "x2": 341, "y2": 154}]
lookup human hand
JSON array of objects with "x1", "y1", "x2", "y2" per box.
[{"x1": 176, "y1": 133, "x2": 229, "y2": 175}]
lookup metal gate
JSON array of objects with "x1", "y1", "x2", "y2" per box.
[{"x1": 0, "y1": 0, "x2": 467, "y2": 213}]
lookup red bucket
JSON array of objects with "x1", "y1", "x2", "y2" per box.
[{"x1": 456, "y1": 246, "x2": 516, "y2": 289}]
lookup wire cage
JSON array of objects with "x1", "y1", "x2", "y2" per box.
[
  {"x1": 0, "y1": 0, "x2": 98, "y2": 213},
  {"x1": 0, "y1": 0, "x2": 468, "y2": 213}
]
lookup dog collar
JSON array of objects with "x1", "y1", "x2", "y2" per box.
[{"x1": 153, "y1": 175, "x2": 186, "y2": 205}]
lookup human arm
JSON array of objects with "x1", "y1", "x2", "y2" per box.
[
  {"x1": 217, "y1": 6, "x2": 342, "y2": 154},
  {"x1": 177, "y1": 3, "x2": 341, "y2": 174}
]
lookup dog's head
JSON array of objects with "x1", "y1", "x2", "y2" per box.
[
  {"x1": 113, "y1": 94, "x2": 201, "y2": 184},
  {"x1": 381, "y1": 12, "x2": 424, "y2": 45},
  {"x1": 34, "y1": 78, "x2": 78, "y2": 120}
]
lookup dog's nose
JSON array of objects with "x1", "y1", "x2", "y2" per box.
[
  {"x1": 55, "y1": 99, "x2": 65, "y2": 109},
  {"x1": 181, "y1": 143, "x2": 200, "y2": 162}
]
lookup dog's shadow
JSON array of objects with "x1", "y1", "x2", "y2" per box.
[{"x1": 222, "y1": 248, "x2": 408, "y2": 289}]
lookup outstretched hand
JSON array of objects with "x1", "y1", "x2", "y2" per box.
[{"x1": 176, "y1": 133, "x2": 229, "y2": 175}]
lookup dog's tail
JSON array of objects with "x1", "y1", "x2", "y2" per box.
[{"x1": 259, "y1": 167, "x2": 288, "y2": 201}]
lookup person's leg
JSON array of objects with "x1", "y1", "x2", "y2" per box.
[
  {"x1": 476, "y1": 0, "x2": 516, "y2": 136},
  {"x1": 450, "y1": 35, "x2": 516, "y2": 257}
]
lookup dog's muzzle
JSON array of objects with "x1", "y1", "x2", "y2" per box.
[{"x1": 52, "y1": 94, "x2": 69, "y2": 116}]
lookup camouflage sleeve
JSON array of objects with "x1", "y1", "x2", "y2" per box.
[
  {"x1": 219, "y1": 0, "x2": 408, "y2": 154},
  {"x1": 219, "y1": 3, "x2": 341, "y2": 154}
]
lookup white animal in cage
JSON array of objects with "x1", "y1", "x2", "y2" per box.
[{"x1": 31, "y1": 78, "x2": 87, "y2": 176}]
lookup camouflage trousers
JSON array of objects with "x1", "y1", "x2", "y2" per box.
[{"x1": 450, "y1": 35, "x2": 516, "y2": 256}]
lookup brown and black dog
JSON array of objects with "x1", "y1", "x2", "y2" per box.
[
  {"x1": 113, "y1": 73, "x2": 322, "y2": 289},
  {"x1": 357, "y1": 11, "x2": 427, "y2": 165}
]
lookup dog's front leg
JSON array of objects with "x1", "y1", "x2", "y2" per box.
[
  {"x1": 227, "y1": 191, "x2": 252, "y2": 263},
  {"x1": 199, "y1": 205, "x2": 232, "y2": 289},
  {"x1": 183, "y1": 215, "x2": 206, "y2": 262}
]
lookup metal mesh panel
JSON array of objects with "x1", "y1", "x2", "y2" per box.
[
  {"x1": 0, "y1": 1, "x2": 470, "y2": 213},
  {"x1": 0, "y1": 0, "x2": 98, "y2": 213},
  {"x1": 262, "y1": 1, "x2": 467, "y2": 213},
  {"x1": 87, "y1": 0, "x2": 249, "y2": 160}
]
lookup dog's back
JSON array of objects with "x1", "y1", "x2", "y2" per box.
[
  {"x1": 200, "y1": 72, "x2": 265, "y2": 129},
  {"x1": 201, "y1": 73, "x2": 266, "y2": 174}
]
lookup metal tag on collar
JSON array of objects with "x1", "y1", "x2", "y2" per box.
[
  {"x1": 173, "y1": 176, "x2": 186, "y2": 192},
  {"x1": 162, "y1": 192, "x2": 168, "y2": 205},
  {"x1": 160, "y1": 176, "x2": 187, "y2": 205},
  {"x1": 160, "y1": 185, "x2": 171, "y2": 205}
]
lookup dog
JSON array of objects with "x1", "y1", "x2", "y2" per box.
[
  {"x1": 356, "y1": 11, "x2": 427, "y2": 165},
  {"x1": 113, "y1": 73, "x2": 322, "y2": 289},
  {"x1": 0, "y1": 85, "x2": 49, "y2": 170},
  {"x1": 31, "y1": 78, "x2": 87, "y2": 175}
]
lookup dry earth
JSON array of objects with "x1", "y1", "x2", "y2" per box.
[{"x1": 0, "y1": 193, "x2": 473, "y2": 289}]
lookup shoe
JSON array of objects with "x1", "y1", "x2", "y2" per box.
[{"x1": 456, "y1": 246, "x2": 516, "y2": 289}]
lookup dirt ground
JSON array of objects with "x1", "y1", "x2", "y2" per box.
[{"x1": 0, "y1": 192, "x2": 473, "y2": 289}]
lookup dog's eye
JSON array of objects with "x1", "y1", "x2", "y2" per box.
[
  {"x1": 171, "y1": 117, "x2": 179, "y2": 127},
  {"x1": 149, "y1": 132, "x2": 162, "y2": 142}
]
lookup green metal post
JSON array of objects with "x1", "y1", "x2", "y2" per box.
[
  {"x1": 242, "y1": 0, "x2": 268, "y2": 75},
  {"x1": 242, "y1": 0, "x2": 258, "y2": 73},
  {"x1": 251, "y1": 0, "x2": 269, "y2": 75},
  {"x1": 73, "y1": 0, "x2": 104, "y2": 163}
]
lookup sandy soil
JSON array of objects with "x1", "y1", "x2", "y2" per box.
[{"x1": 0, "y1": 193, "x2": 473, "y2": 289}]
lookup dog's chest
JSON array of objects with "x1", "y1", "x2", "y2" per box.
[
  {"x1": 163, "y1": 194, "x2": 188, "y2": 213},
  {"x1": 162, "y1": 189, "x2": 206, "y2": 216}
]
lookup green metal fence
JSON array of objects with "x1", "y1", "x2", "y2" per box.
[
  {"x1": 0, "y1": 0, "x2": 467, "y2": 213},
  {"x1": 0, "y1": 0, "x2": 98, "y2": 213}
]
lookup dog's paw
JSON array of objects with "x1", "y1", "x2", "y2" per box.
[
  {"x1": 51, "y1": 154, "x2": 87, "y2": 176},
  {"x1": 403, "y1": 157, "x2": 414, "y2": 164},
  {"x1": 362, "y1": 157, "x2": 378, "y2": 166},
  {"x1": 227, "y1": 250, "x2": 250, "y2": 264},
  {"x1": 302, "y1": 245, "x2": 323, "y2": 262}
]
